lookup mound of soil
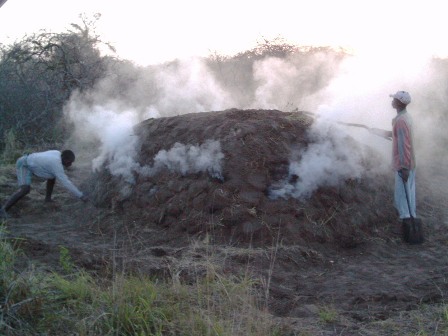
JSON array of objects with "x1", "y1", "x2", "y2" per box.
[{"x1": 89, "y1": 109, "x2": 396, "y2": 248}]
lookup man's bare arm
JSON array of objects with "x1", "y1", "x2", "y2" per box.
[{"x1": 369, "y1": 128, "x2": 392, "y2": 141}]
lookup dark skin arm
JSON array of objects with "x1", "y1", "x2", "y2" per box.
[
  {"x1": 45, "y1": 178, "x2": 56, "y2": 202},
  {"x1": 399, "y1": 168, "x2": 410, "y2": 182},
  {"x1": 45, "y1": 178, "x2": 89, "y2": 202},
  {"x1": 369, "y1": 128, "x2": 392, "y2": 140}
]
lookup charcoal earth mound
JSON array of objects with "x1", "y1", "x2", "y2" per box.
[{"x1": 88, "y1": 109, "x2": 397, "y2": 248}]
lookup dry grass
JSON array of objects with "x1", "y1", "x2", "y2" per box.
[{"x1": 0, "y1": 231, "x2": 283, "y2": 336}]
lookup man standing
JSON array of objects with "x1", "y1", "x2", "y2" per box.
[
  {"x1": 0, "y1": 149, "x2": 88, "y2": 218},
  {"x1": 387, "y1": 91, "x2": 416, "y2": 224},
  {"x1": 368, "y1": 91, "x2": 416, "y2": 231}
]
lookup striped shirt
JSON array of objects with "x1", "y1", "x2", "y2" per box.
[{"x1": 392, "y1": 109, "x2": 416, "y2": 171}]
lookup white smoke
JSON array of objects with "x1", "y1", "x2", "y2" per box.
[
  {"x1": 267, "y1": 50, "x2": 446, "y2": 200},
  {"x1": 64, "y1": 98, "x2": 141, "y2": 183},
  {"x1": 63, "y1": 49, "x2": 447, "y2": 199},
  {"x1": 151, "y1": 57, "x2": 235, "y2": 115},
  {"x1": 252, "y1": 57, "x2": 301, "y2": 109},
  {"x1": 269, "y1": 117, "x2": 365, "y2": 199},
  {"x1": 251, "y1": 52, "x2": 341, "y2": 110},
  {"x1": 139, "y1": 140, "x2": 224, "y2": 180},
  {"x1": 64, "y1": 57, "x2": 232, "y2": 181},
  {"x1": 65, "y1": 96, "x2": 224, "y2": 181}
]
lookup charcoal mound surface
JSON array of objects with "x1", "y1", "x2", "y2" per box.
[{"x1": 90, "y1": 109, "x2": 396, "y2": 247}]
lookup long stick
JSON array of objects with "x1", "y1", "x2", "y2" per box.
[
  {"x1": 301, "y1": 110, "x2": 392, "y2": 141},
  {"x1": 337, "y1": 122, "x2": 370, "y2": 129}
]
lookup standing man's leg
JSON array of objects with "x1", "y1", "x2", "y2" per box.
[
  {"x1": 394, "y1": 169, "x2": 416, "y2": 219},
  {"x1": 394, "y1": 171, "x2": 409, "y2": 219},
  {"x1": 407, "y1": 169, "x2": 416, "y2": 217}
]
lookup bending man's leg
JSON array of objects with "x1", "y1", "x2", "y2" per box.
[
  {"x1": 2, "y1": 185, "x2": 31, "y2": 211},
  {"x1": 1, "y1": 155, "x2": 32, "y2": 215},
  {"x1": 45, "y1": 178, "x2": 56, "y2": 202}
]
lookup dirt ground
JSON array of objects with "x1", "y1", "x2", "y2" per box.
[{"x1": 2, "y1": 109, "x2": 448, "y2": 335}]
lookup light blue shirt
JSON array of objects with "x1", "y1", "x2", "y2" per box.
[{"x1": 25, "y1": 150, "x2": 83, "y2": 198}]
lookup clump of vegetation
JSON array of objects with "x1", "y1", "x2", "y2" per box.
[
  {"x1": 1, "y1": 129, "x2": 22, "y2": 164},
  {"x1": 205, "y1": 37, "x2": 348, "y2": 110},
  {"x1": 0, "y1": 14, "x2": 115, "y2": 151},
  {"x1": 0, "y1": 231, "x2": 282, "y2": 335}
]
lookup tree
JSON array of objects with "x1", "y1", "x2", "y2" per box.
[{"x1": 0, "y1": 14, "x2": 116, "y2": 150}]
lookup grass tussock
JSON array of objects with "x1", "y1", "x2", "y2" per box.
[
  {"x1": 1, "y1": 130, "x2": 22, "y2": 165},
  {"x1": 0, "y1": 227, "x2": 282, "y2": 336}
]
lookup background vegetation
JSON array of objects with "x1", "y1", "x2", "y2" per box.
[
  {"x1": 2, "y1": 14, "x2": 448, "y2": 160},
  {"x1": 0, "y1": 15, "x2": 349, "y2": 159},
  {"x1": 0, "y1": 15, "x2": 115, "y2": 155}
]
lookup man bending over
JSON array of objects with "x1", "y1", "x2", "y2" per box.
[{"x1": 0, "y1": 149, "x2": 88, "y2": 218}]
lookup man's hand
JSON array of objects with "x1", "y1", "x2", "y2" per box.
[
  {"x1": 80, "y1": 194, "x2": 89, "y2": 203},
  {"x1": 369, "y1": 128, "x2": 393, "y2": 141},
  {"x1": 399, "y1": 168, "x2": 410, "y2": 182}
]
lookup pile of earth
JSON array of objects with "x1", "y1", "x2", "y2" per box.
[{"x1": 85, "y1": 109, "x2": 398, "y2": 249}]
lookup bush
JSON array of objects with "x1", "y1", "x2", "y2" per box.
[{"x1": 0, "y1": 14, "x2": 116, "y2": 151}]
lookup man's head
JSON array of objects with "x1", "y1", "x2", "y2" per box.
[
  {"x1": 61, "y1": 149, "x2": 75, "y2": 167},
  {"x1": 390, "y1": 91, "x2": 411, "y2": 110}
]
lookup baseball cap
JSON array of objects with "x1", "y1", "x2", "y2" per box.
[{"x1": 389, "y1": 91, "x2": 411, "y2": 105}]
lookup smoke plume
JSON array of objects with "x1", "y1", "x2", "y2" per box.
[
  {"x1": 269, "y1": 117, "x2": 366, "y2": 199},
  {"x1": 64, "y1": 49, "x2": 448, "y2": 200},
  {"x1": 139, "y1": 140, "x2": 224, "y2": 180}
]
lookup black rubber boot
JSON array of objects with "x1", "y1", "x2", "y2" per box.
[
  {"x1": 391, "y1": 221, "x2": 403, "y2": 235},
  {"x1": 0, "y1": 207, "x2": 9, "y2": 219},
  {"x1": 3, "y1": 185, "x2": 31, "y2": 212}
]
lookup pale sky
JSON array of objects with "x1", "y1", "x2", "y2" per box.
[{"x1": 1, "y1": 0, "x2": 448, "y2": 66}]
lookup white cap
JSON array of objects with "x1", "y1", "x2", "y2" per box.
[{"x1": 389, "y1": 91, "x2": 411, "y2": 105}]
